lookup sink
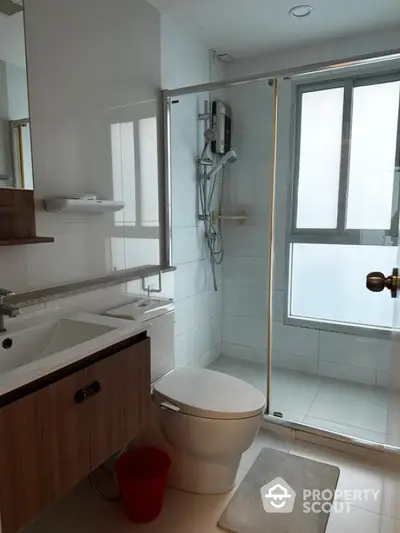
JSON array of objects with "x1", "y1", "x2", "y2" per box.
[{"x1": 0, "y1": 317, "x2": 115, "y2": 374}]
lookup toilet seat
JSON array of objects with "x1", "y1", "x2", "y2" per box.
[{"x1": 153, "y1": 368, "x2": 265, "y2": 420}]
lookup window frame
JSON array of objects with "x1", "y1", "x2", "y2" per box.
[{"x1": 283, "y1": 71, "x2": 400, "y2": 339}]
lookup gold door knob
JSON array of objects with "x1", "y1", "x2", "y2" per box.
[{"x1": 366, "y1": 268, "x2": 399, "y2": 298}]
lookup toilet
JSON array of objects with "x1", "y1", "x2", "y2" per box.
[
  {"x1": 153, "y1": 367, "x2": 265, "y2": 494},
  {"x1": 105, "y1": 297, "x2": 265, "y2": 494}
]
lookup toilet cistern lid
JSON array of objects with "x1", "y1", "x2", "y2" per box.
[{"x1": 153, "y1": 368, "x2": 265, "y2": 420}]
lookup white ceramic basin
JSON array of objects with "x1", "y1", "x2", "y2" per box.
[
  {"x1": 0, "y1": 312, "x2": 138, "y2": 373},
  {"x1": 0, "y1": 312, "x2": 146, "y2": 397},
  {"x1": 0, "y1": 317, "x2": 115, "y2": 374}
]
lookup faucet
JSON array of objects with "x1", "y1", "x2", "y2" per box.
[{"x1": 0, "y1": 289, "x2": 21, "y2": 333}]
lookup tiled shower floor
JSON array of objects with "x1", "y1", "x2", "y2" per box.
[{"x1": 208, "y1": 355, "x2": 400, "y2": 447}]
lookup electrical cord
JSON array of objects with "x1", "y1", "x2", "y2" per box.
[
  {"x1": 89, "y1": 468, "x2": 120, "y2": 502},
  {"x1": 89, "y1": 446, "x2": 128, "y2": 502}
]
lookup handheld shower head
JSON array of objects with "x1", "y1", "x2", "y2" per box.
[
  {"x1": 225, "y1": 150, "x2": 238, "y2": 163},
  {"x1": 207, "y1": 150, "x2": 237, "y2": 179}
]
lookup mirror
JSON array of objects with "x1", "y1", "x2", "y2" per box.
[{"x1": 0, "y1": 1, "x2": 33, "y2": 190}]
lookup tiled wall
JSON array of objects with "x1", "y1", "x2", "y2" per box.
[
  {"x1": 161, "y1": 14, "x2": 223, "y2": 369},
  {"x1": 220, "y1": 71, "x2": 393, "y2": 388},
  {"x1": 221, "y1": 81, "x2": 274, "y2": 369}
]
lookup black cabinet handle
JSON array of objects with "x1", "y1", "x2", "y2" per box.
[
  {"x1": 74, "y1": 388, "x2": 87, "y2": 404},
  {"x1": 74, "y1": 381, "x2": 102, "y2": 404},
  {"x1": 86, "y1": 381, "x2": 102, "y2": 397}
]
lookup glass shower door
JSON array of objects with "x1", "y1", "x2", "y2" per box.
[{"x1": 269, "y1": 75, "x2": 400, "y2": 447}]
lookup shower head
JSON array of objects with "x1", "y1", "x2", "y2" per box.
[
  {"x1": 204, "y1": 128, "x2": 217, "y2": 143},
  {"x1": 199, "y1": 128, "x2": 217, "y2": 163},
  {"x1": 207, "y1": 150, "x2": 237, "y2": 179},
  {"x1": 0, "y1": 0, "x2": 23, "y2": 16}
]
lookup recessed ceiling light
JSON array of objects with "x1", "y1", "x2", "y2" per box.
[{"x1": 289, "y1": 4, "x2": 314, "y2": 18}]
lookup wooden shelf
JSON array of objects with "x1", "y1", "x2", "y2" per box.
[{"x1": 0, "y1": 237, "x2": 54, "y2": 247}]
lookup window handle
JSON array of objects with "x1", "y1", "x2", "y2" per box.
[{"x1": 366, "y1": 268, "x2": 399, "y2": 298}]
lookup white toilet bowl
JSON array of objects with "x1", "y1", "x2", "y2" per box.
[{"x1": 153, "y1": 368, "x2": 265, "y2": 494}]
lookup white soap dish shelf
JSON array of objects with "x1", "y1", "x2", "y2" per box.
[{"x1": 44, "y1": 198, "x2": 125, "y2": 214}]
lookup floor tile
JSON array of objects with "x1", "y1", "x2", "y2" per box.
[
  {"x1": 270, "y1": 367, "x2": 322, "y2": 416},
  {"x1": 326, "y1": 505, "x2": 400, "y2": 533},
  {"x1": 208, "y1": 355, "x2": 267, "y2": 396},
  {"x1": 235, "y1": 468, "x2": 248, "y2": 486},
  {"x1": 27, "y1": 477, "x2": 233, "y2": 533},
  {"x1": 208, "y1": 355, "x2": 397, "y2": 446},
  {"x1": 289, "y1": 441, "x2": 400, "y2": 518},
  {"x1": 307, "y1": 379, "x2": 389, "y2": 434},
  {"x1": 303, "y1": 415, "x2": 388, "y2": 444},
  {"x1": 380, "y1": 470, "x2": 400, "y2": 521},
  {"x1": 25, "y1": 431, "x2": 400, "y2": 533},
  {"x1": 239, "y1": 429, "x2": 292, "y2": 471}
]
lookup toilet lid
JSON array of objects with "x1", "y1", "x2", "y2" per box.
[{"x1": 153, "y1": 368, "x2": 265, "y2": 420}]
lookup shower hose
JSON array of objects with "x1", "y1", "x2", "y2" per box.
[{"x1": 198, "y1": 166, "x2": 225, "y2": 292}]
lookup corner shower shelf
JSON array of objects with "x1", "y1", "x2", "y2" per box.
[
  {"x1": 212, "y1": 210, "x2": 248, "y2": 225},
  {"x1": 44, "y1": 198, "x2": 125, "y2": 214}
]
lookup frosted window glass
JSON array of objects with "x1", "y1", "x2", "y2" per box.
[
  {"x1": 290, "y1": 243, "x2": 395, "y2": 329},
  {"x1": 296, "y1": 88, "x2": 344, "y2": 229},
  {"x1": 346, "y1": 82, "x2": 400, "y2": 230}
]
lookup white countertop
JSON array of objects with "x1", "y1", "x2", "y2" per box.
[{"x1": 0, "y1": 311, "x2": 147, "y2": 399}]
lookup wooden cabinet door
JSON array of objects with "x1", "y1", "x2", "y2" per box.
[
  {"x1": 87, "y1": 338, "x2": 151, "y2": 470},
  {"x1": 0, "y1": 368, "x2": 91, "y2": 533}
]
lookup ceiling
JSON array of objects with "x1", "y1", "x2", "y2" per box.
[{"x1": 149, "y1": 0, "x2": 400, "y2": 59}]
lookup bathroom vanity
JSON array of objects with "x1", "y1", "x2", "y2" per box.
[{"x1": 0, "y1": 316, "x2": 151, "y2": 533}]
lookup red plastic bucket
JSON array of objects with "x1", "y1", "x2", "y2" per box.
[{"x1": 114, "y1": 447, "x2": 171, "y2": 523}]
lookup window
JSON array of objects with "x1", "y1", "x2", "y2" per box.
[{"x1": 287, "y1": 75, "x2": 400, "y2": 333}]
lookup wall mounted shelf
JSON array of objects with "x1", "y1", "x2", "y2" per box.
[
  {"x1": 0, "y1": 189, "x2": 54, "y2": 246},
  {"x1": 212, "y1": 210, "x2": 248, "y2": 225},
  {"x1": 0, "y1": 237, "x2": 55, "y2": 247},
  {"x1": 44, "y1": 198, "x2": 125, "y2": 214}
]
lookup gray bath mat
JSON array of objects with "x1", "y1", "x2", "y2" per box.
[{"x1": 219, "y1": 448, "x2": 340, "y2": 533}]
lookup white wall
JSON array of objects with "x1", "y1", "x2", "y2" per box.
[
  {"x1": 161, "y1": 12, "x2": 223, "y2": 369},
  {"x1": 0, "y1": 12, "x2": 25, "y2": 67},
  {"x1": 5, "y1": 63, "x2": 28, "y2": 119},
  {"x1": 0, "y1": 0, "x2": 164, "y2": 295},
  {"x1": 161, "y1": 14, "x2": 209, "y2": 90},
  {"x1": 226, "y1": 26, "x2": 400, "y2": 79}
]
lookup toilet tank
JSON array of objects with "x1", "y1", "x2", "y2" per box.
[{"x1": 105, "y1": 297, "x2": 175, "y2": 383}]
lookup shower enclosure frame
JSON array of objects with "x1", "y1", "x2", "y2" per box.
[{"x1": 162, "y1": 48, "x2": 400, "y2": 455}]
